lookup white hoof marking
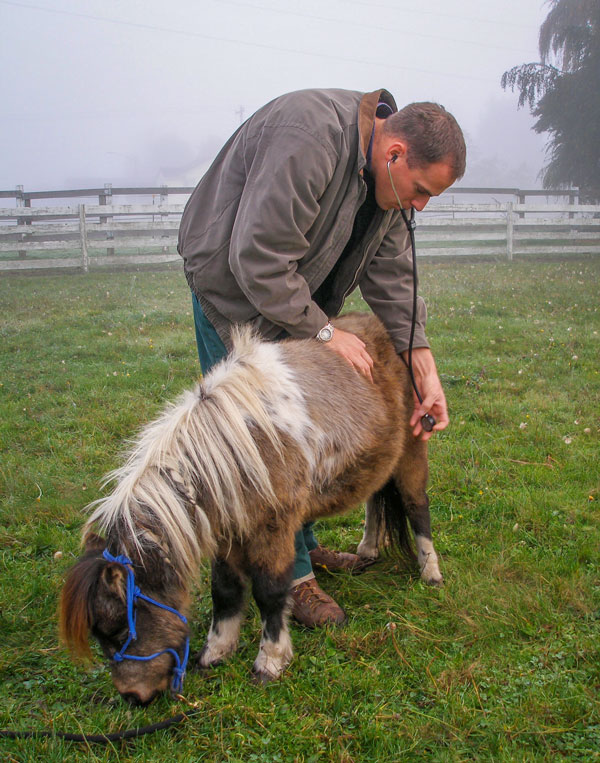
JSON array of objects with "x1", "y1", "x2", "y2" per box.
[
  {"x1": 253, "y1": 625, "x2": 293, "y2": 681},
  {"x1": 200, "y1": 613, "x2": 243, "y2": 666},
  {"x1": 357, "y1": 537, "x2": 380, "y2": 560},
  {"x1": 358, "y1": 498, "x2": 383, "y2": 559},
  {"x1": 416, "y1": 535, "x2": 443, "y2": 585}
]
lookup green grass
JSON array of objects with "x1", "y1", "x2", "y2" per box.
[{"x1": 1, "y1": 257, "x2": 599, "y2": 761}]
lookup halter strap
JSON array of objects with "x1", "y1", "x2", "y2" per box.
[{"x1": 102, "y1": 549, "x2": 190, "y2": 693}]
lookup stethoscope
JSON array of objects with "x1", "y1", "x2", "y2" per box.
[{"x1": 387, "y1": 157, "x2": 436, "y2": 433}]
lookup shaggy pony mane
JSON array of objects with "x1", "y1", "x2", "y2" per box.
[{"x1": 85, "y1": 326, "x2": 288, "y2": 581}]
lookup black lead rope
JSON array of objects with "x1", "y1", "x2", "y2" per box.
[{"x1": 0, "y1": 707, "x2": 201, "y2": 745}]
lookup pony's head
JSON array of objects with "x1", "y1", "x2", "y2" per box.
[{"x1": 59, "y1": 533, "x2": 190, "y2": 706}]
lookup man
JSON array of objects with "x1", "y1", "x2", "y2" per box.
[{"x1": 178, "y1": 88, "x2": 466, "y2": 628}]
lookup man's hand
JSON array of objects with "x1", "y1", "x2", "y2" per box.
[
  {"x1": 324, "y1": 327, "x2": 374, "y2": 382},
  {"x1": 401, "y1": 347, "x2": 449, "y2": 440}
]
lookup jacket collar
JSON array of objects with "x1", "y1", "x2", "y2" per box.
[{"x1": 357, "y1": 89, "x2": 397, "y2": 172}]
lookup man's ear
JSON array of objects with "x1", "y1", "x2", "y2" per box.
[
  {"x1": 386, "y1": 140, "x2": 408, "y2": 164},
  {"x1": 99, "y1": 563, "x2": 128, "y2": 603}
]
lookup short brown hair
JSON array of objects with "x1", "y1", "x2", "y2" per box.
[{"x1": 384, "y1": 102, "x2": 466, "y2": 180}]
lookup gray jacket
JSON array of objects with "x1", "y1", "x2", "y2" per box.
[{"x1": 178, "y1": 87, "x2": 428, "y2": 353}]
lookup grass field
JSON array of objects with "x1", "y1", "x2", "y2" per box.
[{"x1": 1, "y1": 256, "x2": 599, "y2": 761}]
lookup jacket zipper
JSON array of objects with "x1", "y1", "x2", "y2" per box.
[{"x1": 336, "y1": 207, "x2": 387, "y2": 309}]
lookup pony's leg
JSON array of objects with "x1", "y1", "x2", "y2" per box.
[
  {"x1": 405, "y1": 493, "x2": 442, "y2": 586},
  {"x1": 199, "y1": 558, "x2": 246, "y2": 668},
  {"x1": 357, "y1": 496, "x2": 386, "y2": 559},
  {"x1": 394, "y1": 441, "x2": 443, "y2": 586},
  {"x1": 249, "y1": 564, "x2": 294, "y2": 683}
]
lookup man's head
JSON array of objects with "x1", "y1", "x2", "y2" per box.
[{"x1": 371, "y1": 102, "x2": 466, "y2": 212}]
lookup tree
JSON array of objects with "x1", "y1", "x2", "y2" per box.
[{"x1": 501, "y1": 0, "x2": 600, "y2": 202}]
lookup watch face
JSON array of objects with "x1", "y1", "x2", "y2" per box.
[{"x1": 318, "y1": 324, "x2": 333, "y2": 342}]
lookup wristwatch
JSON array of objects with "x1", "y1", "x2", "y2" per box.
[{"x1": 316, "y1": 322, "x2": 335, "y2": 342}]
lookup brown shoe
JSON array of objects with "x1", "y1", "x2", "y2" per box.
[
  {"x1": 309, "y1": 545, "x2": 376, "y2": 575},
  {"x1": 290, "y1": 578, "x2": 347, "y2": 628}
]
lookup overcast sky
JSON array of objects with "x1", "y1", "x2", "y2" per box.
[{"x1": 0, "y1": 0, "x2": 549, "y2": 191}]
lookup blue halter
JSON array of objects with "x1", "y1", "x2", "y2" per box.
[{"x1": 102, "y1": 549, "x2": 190, "y2": 693}]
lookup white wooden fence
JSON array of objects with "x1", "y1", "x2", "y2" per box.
[
  {"x1": 416, "y1": 202, "x2": 600, "y2": 259},
  {"x1": 0, "y1": 204, "x2": 184, "y2": 271},
  {"x1": 1, "y1": 187, "x2": 598, "y2": 272}
]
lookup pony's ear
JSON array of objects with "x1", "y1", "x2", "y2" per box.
[
  {"x1": 60, "y1": 556, "x2": 99, "y2": 660},
  {"x1": 83, "y1": 531, "x2": 106, "y2": 552},
  {"x1": 99, "y1": 563, "x2": 127, "y2": 603},
  {"x1": 60, "y1": 557, "x2": 128, "y2": 660}
]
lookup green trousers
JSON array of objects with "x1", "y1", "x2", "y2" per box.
[{"x1": 192, "y1": 294, "x2": 317, "y2": 581}]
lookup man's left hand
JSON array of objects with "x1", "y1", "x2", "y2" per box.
[{"x1": 401, "y1": 347, "x2": 449, "y2": 441}]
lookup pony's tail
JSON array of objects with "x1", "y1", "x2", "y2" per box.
[{"x1": 370, "y1": 478, "x2": 417, "y2": 564}]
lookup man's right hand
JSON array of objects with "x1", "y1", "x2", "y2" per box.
[{"x1": 323, "y1": 327, "x2": 374, "y2": 382}]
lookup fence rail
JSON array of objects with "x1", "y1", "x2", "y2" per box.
[{"x1": 0, "y1": 187, "x2": 598, "y2": 272}]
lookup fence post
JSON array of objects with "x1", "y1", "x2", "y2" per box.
[
  {"x1": 568, "y1": 189, "x2": 578, "y2": 219},
  {"x1": 16, "y1": 185, "x2": 31, "y2": 259},
  {"x1": 506, "y1": 202, "x2": 514, "y2": 261},
  {"x1": 160, "y1": 184, "x2": 169, "y2": 252},
  {"x1": 79, "y1": 204, "x2": 89, "y2": 272},
  {"x1": 517, "y1": 191, "x2": 525, "y2": 220},
  {"x1": 100, "y1": 183, "x2": 114, "y2": 256}
]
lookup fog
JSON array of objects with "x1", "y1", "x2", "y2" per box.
[{"x1": 0, "y1": 0, "x2": 548, "y2": 192}]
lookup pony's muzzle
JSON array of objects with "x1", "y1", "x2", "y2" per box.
[{"x1": 121, "y1": 689, "x2": 160, "y2": 707}]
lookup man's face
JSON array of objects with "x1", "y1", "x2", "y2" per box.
[{"x1": 374, "y1": 156, "x2": 456, "y2": 213}]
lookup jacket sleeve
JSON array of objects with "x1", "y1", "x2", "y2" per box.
[
  {"x1": 228, "y1": 126, "x2": 337, "y2": 338},
  {"x1": 359, "y1": 214, "x2": 429, "y2": 354}
]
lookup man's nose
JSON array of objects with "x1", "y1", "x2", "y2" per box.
[{"x1": 411, "y1": 197, "x2": 429, "y2": 212}]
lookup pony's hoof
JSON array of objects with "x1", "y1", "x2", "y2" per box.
[
  {"x1": 194, "y1": 658, "x2": 221, "y2": 672},
  {"x1": 423, "y1": 574, "x2": 444, "y2": 587},
  {"x1": 194, "y1": 646, "x2": 223, "y2": 671},
  {"x1": 252, "y1": 669, "x2": 278, "y2": 686},
  {"x1": 356, "y1": 541, "x2": 379, "y2": 560}
]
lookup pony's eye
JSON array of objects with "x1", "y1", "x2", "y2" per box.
[
  {"x1": 99, "y1": 628, "x2": 129, "y2": 660},
  {"x1": 113, "y1": 627, "x2": 130, "y2": 645},
  {"x1": 96, "y1": 624, "x2": 129, "y2": 645}
]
